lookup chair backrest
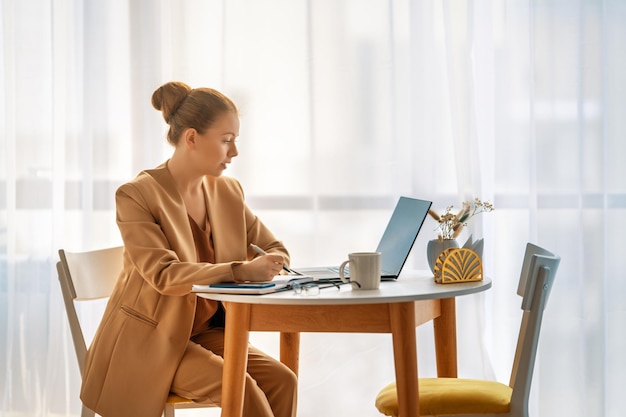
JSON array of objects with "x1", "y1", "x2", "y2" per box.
[
  {"x1": 509, "y1": 243, "x2": 560, "y2": 417},
  {"x1": 57, "y1": 247, "x2": 124, "y2": 375}
]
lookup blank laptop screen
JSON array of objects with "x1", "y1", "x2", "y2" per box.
[{"x1": 376, "y1": 197, "x2": 432, "y2": 276}]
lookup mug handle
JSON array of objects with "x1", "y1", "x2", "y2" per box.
[{"x1": 339, "y1": 259, "x2": 351, "y2": 284}]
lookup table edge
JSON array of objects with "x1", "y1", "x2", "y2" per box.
[{"x1": 196, "y1": 277, "x2": 492, "y2": 305}]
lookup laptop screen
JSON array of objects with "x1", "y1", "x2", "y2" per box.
[{"x1": 376, "y1": 197, "x2": 432, "y2": 276}]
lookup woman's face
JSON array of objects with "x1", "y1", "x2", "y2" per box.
[{"x1": 192, "y1": 111, "x2": 240, "y2": 177}]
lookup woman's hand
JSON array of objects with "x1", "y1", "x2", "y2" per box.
[{"x1": 233, "y1": 254, "x2": 285, "y2": 282}]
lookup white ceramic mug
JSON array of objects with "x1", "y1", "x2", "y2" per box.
[{"x1": 339, "y1": 252, "x2": 381, "y2": 290}]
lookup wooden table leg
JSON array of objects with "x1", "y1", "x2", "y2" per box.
[
  {"x1": 433, "y1": 297, "x2": 457, "y2": 377},
  {"x1": 389, "y1": 302, "x2": 419, "y2": 417},
  {"x1": 222, "y1": 302, "x2": 251, "y2": 417},
  {"x1": 280, "y1": 332, "x2": 300, "y2": 376}
]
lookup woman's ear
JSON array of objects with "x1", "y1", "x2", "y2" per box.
[{"x1": 183, "y1": 128, "x2": 197, "y2": 148}]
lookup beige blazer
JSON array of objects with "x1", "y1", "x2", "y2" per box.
[{"x1": 80, "y1": 162, "x2": 289, "y2": 417}]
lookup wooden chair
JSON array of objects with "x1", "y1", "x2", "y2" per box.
[
  {"x1": 375, "y1": 243, "x2": 560, "y2": 417},
  {"x1": 57, "y1": 246, "x2": 213, "y2": 417}
]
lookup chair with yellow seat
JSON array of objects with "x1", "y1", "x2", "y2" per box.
[
  {"x1": 375, "y1": 242, "x2": 560, "y2": 417},
  {"x1": 57, "y1": 246, "x2": 214, "y2": 417}
]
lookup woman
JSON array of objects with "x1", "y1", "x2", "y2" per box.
[{"x1": 80, "y1": 81, "x2": 298, "y2": 417}]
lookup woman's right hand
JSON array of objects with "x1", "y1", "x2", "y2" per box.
[{"x1": 233, "y1": 254, "x2": 285, "y2": 282}]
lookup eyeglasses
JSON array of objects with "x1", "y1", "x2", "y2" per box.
[{"x1": 291, "y1": 281, "x2": 358, "y2": 296}]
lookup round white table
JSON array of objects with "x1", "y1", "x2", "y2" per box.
[{"x1": 197, "y1": 271, "x2": 491, "y2": 417}]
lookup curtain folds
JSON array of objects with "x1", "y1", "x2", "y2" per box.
[{"x1": 1, "y1": 1, "x2": 624, "y2": 416}]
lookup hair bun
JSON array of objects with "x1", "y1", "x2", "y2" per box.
[{"x1": 151, "y1": 81, "x2": 192, "y2": 123}]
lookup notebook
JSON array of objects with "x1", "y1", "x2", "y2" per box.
[
  {"x1": 293, "y1": 196, "x2": 432, "y2": 281},
  {"x1": 192, "y1": 276, "x2": 314, "y2": 295},
  {"x1": 192, "y1": 281, "x2": 288, "y2": 295}
]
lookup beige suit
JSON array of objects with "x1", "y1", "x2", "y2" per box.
[{"x1": 80, "y1": 163, "x2": 292, "y2": 417}]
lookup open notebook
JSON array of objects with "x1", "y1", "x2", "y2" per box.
[{"x1": 192, "y1": 275, "x2": 315, "y2": 295}]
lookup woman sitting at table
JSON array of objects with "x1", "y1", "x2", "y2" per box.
[{"x1": 79, "y1": 81, "x2": 298, "y2": 417}]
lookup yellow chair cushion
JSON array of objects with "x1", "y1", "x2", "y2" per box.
[{"x1": 375, "y1": 378, "x2": 512, "y2": 416}]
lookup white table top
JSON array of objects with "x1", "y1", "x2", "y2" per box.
[{"x1": 196, "y1": 270, "x2": 492, "y2": 305}]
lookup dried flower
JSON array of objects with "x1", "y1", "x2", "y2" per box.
[{"x1": 428, "y1": 198, "x2": 494, "y2": 240}]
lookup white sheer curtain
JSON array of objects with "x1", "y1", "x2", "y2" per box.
[{"x1": 1, "y1": 1, "x2": 624, "y2": 416}]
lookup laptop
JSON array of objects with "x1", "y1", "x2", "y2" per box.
[{"x1": 293, "y1": 196, "x2": 432, "y2": 281}]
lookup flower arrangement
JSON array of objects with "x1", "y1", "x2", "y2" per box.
[{"x1": 428, "y1": 198, "x2": 494, "y2": 240}]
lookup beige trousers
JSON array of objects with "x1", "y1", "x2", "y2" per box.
[{"x1": 170, "y1": 328, "x2": 298, "y2": 417}]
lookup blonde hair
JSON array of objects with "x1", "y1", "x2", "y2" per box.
[{"x1": 151, "y1": 81, "x2": 238, "y2": 146}]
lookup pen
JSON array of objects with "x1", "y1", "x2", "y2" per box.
[{"x1": 249, "y1": 243, "x2": 301, "y2": 275}]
